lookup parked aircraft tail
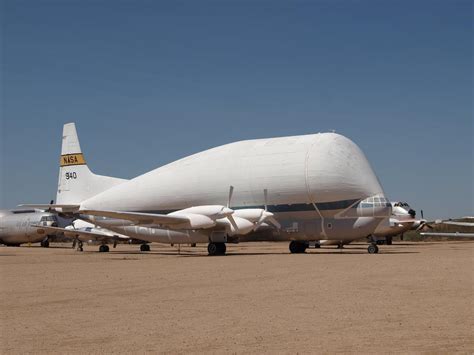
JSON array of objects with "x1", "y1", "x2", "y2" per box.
[{"x1": 56, "y1": 123, "x2": 127, "y2": 204}]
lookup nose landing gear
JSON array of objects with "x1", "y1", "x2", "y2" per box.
[{"x1": 367, "y1": 244, "x2": 379, "y2": 254}]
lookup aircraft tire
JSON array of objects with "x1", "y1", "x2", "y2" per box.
[
  {"x1": 367, "y1": 244, "x2": 379, "y2": 254},
  {"x1": 41, "y1": 240, "x2": 49, "y2": 248},
  {"x1": 217, "y1": 242, "x2": 226, "y2": 255},
  {"x1": 289, "y1": 241, "x2": 307, "y2": 254},
  {"x1": 99, "y1": 245, "x2": 110, "y2": 253},
  {"x1": 208, "y1": 242, "x2": 226, "y2": 256},
  {"x1": 140, "y1": 244, "x2": 150, "y2": 252}
]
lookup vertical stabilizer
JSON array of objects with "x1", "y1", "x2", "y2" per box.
[{"x1": 56, "y1": 123, "x2": 127, "y2": 204}]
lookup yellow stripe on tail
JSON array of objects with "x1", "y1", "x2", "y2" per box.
[{"x1": 60, "y1": 153, "x2": 86, "y2": 167}]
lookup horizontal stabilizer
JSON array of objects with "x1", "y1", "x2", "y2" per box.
[{"x1": 19, "y1": 204, "x2": 80, "y2": 212}]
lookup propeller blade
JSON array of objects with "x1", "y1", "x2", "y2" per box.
[
  {"x1": 227, "y1": 185, "x2": 234, "y2": 208},
  {"x1": 421, "y1": 210, "x2": 424, "y2": 219},
  {"x1": 267, "y1": 216, "x2": 281, "y2": 229},
  {"x1": 264, "y1": 189, "x2": 268, "y2": 211},
  {"x1": 258, "y1": 189, "x2": 280, "y2": 229},
  {"x1": 227, "y1": 214, "x2": 239, "y2": 231}
]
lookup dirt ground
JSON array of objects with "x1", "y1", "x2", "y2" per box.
[{"x1": 1, "y1": 241, "x2": 473, "y2": 354}]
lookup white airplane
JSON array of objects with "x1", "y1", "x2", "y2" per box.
[
  {"x1": 33, "y1": 219, "x2": 134, "y2": 252},
  {"x1": 25, "y1": 122, "x2": 393, "y2": 255},
  {"x1": 0, "y1": 208, "x2": 59, "y2": 247},
  {"x1": 316, "y1": 201, "x2": 425, "y2": 247}
]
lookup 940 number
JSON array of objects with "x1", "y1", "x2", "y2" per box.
[{"x1": 65, "y1": 172, "x2": 77, "y2": 180}]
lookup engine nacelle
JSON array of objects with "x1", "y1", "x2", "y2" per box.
[
  {"x1": 170, "y1": 213, "x2": 216, "y2": 229},
  {"x1": 233, "y1": 209, "x2": 265, "y2": 223}
]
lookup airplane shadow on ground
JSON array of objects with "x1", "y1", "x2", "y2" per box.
[{"x1": 84, "y1": 248, "x2": 420, "y2": 257}]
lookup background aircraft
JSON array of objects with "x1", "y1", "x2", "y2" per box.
[
  {"x1": 0, "y1": 209, "x2": 59, "y2": 247},
  {"x1": 420, "y1": 217, "x2": 474, "y2": 238},
  {"x1": 316, "y1": 201, "x2": 426, "y2": 248},
  {"x1": 34, "y1": 219, "x2": 134, "y2": 252}
]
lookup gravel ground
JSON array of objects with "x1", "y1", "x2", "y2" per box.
[{"x1": 1, "y1": 241, "x2": 473, "y2": 354}]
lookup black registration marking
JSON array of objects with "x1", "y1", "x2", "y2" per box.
[{"x1": 65, "y1": 172, "x2": 77, "y2": 180}]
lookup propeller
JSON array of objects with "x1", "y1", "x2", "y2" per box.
[
  {"x1": 415, "y1": 209, "x2": 434, "y2": 230},
  {"x1": 226, "y1": 185, "x2": 239, "y2": 230},
  {"x1": 256, "y1": 189, "x2": 281, "y2": 229}
]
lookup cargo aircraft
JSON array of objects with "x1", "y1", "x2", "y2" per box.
[{"x1": 26, "y1": 123, "x2": 393, "y2": 255}]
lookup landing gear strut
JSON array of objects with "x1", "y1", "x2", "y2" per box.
[
  {"x1": 77, "y1": 241, "x2": 84, "y2": 252},
  {"x1": 140, "y1": 244, "x2": 150, "y2": 252},
  {"x1": 386, "y1": 236, "x2": 392, "y2": 245},
  {"x1": 99, "y1": 244, "x2": 110, "y2": 253},
  {"x1": 289, "y1": 241, "x2": 308, "y2": 254},
  {"x1": 208, "y1": 242, "x2": 226, "y2": 256}
]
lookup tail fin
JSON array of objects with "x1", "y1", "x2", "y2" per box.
[{"x1": 56, "y1": 123, "x2": 127, "y2": 204}]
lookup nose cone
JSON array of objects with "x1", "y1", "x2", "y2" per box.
[{"x1": 306, "y1": 133, "x2": 385, "y2": 202}]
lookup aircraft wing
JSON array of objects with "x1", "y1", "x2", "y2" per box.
[
  {"x1": 420, "y1": 232, "x2": 474, "y2": 238},
  {"x1": 80, "y1": 210, "x2": 190, "y2": 227},
  {"x1": 31, "y1": 224, "x2": 128, "y2": 241},
  {"x1": 438, "y1": 221, "x2": 474, "y2": 227}
]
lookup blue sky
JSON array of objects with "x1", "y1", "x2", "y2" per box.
[{"x1": 1, "y1": 0, "x2": 472, "y2": 219}]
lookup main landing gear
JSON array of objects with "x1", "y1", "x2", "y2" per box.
[
  {"x1": 99, "y1": 244, "x2": 110, "y2": 253},
  {"x1": 140, "y1": 244, "x2": 150, "y2": 252},
  {"x1": 207, "y1": 242, "x2": 226, "y2": 256},
  {"x1": 40, "y1": 238, "x2": 50, "y2": 248},
  {"x1": 289, "y1": 241, "x2": 308, "y2": 254}
]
